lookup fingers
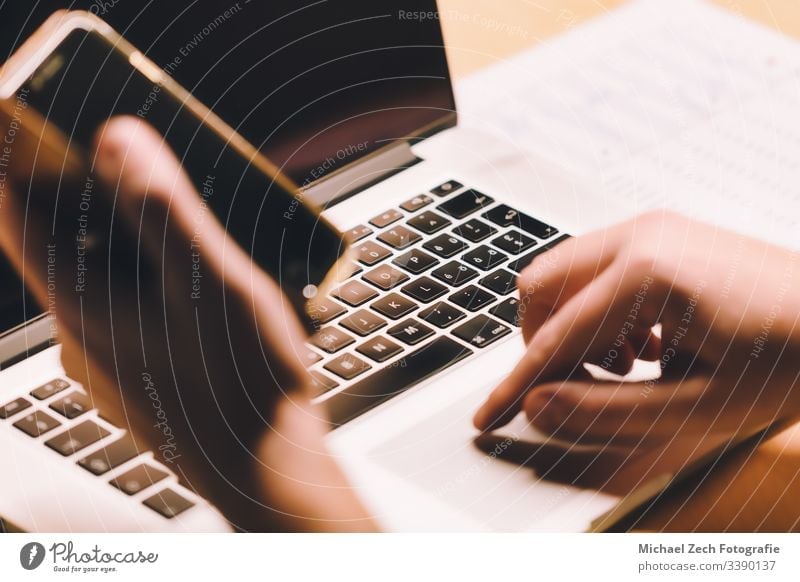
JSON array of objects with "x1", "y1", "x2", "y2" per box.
[
  {"x1": 522, "y1": 377, "x2": 707, "y2": 446},
  {"x1": 474, "y1": 261, "x2": 665, "y2": 430}
]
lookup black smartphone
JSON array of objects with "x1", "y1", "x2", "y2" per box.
[{"x1": 0, "y1": 11, "x2": 348, "y2": 330}]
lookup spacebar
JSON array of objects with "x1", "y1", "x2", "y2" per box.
[{"x1": 326, "y1": 336, "x2": 473, "y2": 427}]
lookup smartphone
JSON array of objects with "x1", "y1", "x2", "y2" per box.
[{"x1": 0, "y1": 10, "x2": 349, "y2": 330}]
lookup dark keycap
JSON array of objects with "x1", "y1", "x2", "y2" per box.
[
  {"x1": 377, "y1": 226, "x2": 421, "y2": 250},
  {"x1": 423, "y1": 234, "x2": 467, "y2": 258},
  {"x1": 387, "y1": 318, "x2": 435, "y2": 345},
  {"x1": 393, "y1": 248, "x2": 439, "y2": 274},
  {"x1": 430, "y1": 180, "x2": 463, "y2": 197},
  {"x1": 362, "y1": 264, "x2": 409, "y2": 291},
  {"x1": 339, "y1": 310, "x2": 387, "y2": 336},
  {"x1": 310, "y1": 327, "x2": 355, "y2": 354},
  {"x1": 143, "y1": 488, "x2": 195, "y2": 518},
  {"x1": 507, "y1": 235, "x2": 571, "y2": 273},
  {"x1": 419, "y1": 301, "x2": 466, "y2": 328},
  {"x1": 438, "y1": 189, "x2": 495, "y2": 219},
  {"x1": 306, "y1": 297, "x2": 346, "y2": 324},
  {"x1": 489, "y1": 297, "x2": 523, "y2": 327},
  {"x1": 462, "y1": 246, "x2": 508, "y2": 271},
  {"x1": 480, "y1": 269, "x2": 518, "y2": 295},
  {"x1": 336, "y1": 262, "x2": 363, "y2": 279},
  {"x1": 452, "y1": 315, "x2": 512, "y2": 348},
  {"x1": 324, "y1": 353, "x2": 372, "y2": 380},
  {"x1": 78, "y1": 436, "x2": 141, "y2": 475},
  {"x1": 371, "y1": 293, "x2": 417, "y2": 320},
  {"x1": 326, "y1": 336, "x2": 473, "y2": 425},
  {"x1": 13, "y1": 410, "x2": 61, "y2": 437},
  {"x1": 30, "y1": 378, "x2": 70, "y2": 400},
  {"x1": 46, "y1": 421, "x2": 111, "y2": 456},
  {"x1": 49, "y1": 392, "x2": 92, "y2": 420},
  {"x1": 431, "y1": 261, "x2": 479, "y2": 287},
  {"x1": 407, "y1": 211, "x2": 451, "y2": 234},
  {"x1": 303, "y1": 349, "x2": 323, "y2": 366},
  {"x1": 449, "y1": 285, "x2": 497, "y2": 312},
  {"x1": 111, "y1": 464, "x2": 169, "y2": 496},
  {"x1": 332, "y1": 280, "x2": 379, "y2": 306},
  {"x1": 400, "y1": 194, "x2": 434, "y2": 212},
  {"x1": 357, "y1": 336, "x2": 403, "y2": 362},
  {"x1": 369, "y1": 209, "x2": 403, "y2": 228},
  {"x1": 308, "y1": 371, "x2": 339, "y2": 397},
  {"x1": 453, "y1": 218, "x2": 497, "y2": 243},
  {"x1": 401, "y1": 277, "x2": 448, "y2": 303},
  {"x1": 355, "y1": 240, "x2": 392, "y2": 266},
  {"x1": 491, "y1": 230, "x2": 538, "y2": 254},
  {"x1": 482, "y1": 205, "x2": 558, "y2": 239},
  {"x1": 0, "y1": 397, "x2": 31, "y2": 419},
  {"x1": 345, "y1": 224, "x2": 372, "y2": 244}
]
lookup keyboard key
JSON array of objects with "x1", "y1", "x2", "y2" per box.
[
  {"x1": 407, "y1": 211, "x2": 451, "y2": 234},
  {"x1": 46, "y1": 420, "x2": 110, "y2": 456},
  {"x1": 357, "y1": 336, "x2": 403, "y2": 362},
  {"x1": 401, "y1": 277, "x2": 448, "y2": 303},
  {"x1": 453, "y1": 218, "x2": 497, "y2": 243},
  {"x1": 507, "y1": 234, "x2": 571, "y2": 273},
  {"x1": 324, "y1": 353, "x2": 372, "y2": 380},
  {"x1": 452, "y1": 315, "x2": 512, "y2": 348},
  {"x1": 143, "y1": 488, "x2": 195, "y2": 518},
  {"x1": 423, "y1": 234, "x2": 467, "y2": 258},
  {"x1": 344, "y1": 224, "x2": 372, "y2": 243},
  {"x1": 0, "y1": 397, "x2": 31, "y2": 419},
  {"x1": 326, "y1": 336, "x2": 473, "y2": 425},
  {"x1": 355, "y1": 240, "x2": 392, "y2": 266},
  {"x1": 371, "y1": 293, "x2": 417, "y2": 319},
  {"x1": 308, "y1": 371, "x2": 339, "y2": 397},
  {"x1": 306, "y1": 297, "x2": 346, "y2": 325},
  {"x1": 491, "y1": 230, "x2": 538, "y2": 254},
  {"x1": 111, "y1": 464, "x2": 168, "y2": 496},
  {"x1": 438, "y1": 189, "x2": 495, "y2": 219},
  {"x1": 13, "y1": 410, "x2": 61, "y2": 437},
  {"x1": 339, "y1": 309, "x2": 387, "y2": 336},
  {"x1": 362, "y1": 264, "x2": 409, "y2": 290},
  {"x1": 462, "y1": 246, "x2": 508, "y2": 271},
  {"x1": 483, "y1": 205, "x2": 558, "y2": 239},
  {"x1": 489, "y1": 297, "x2": 522, "y2": 327},
  {"x1": 49, "y1": 392, "x2": 92, "y2": 419},
  {"x1": 419, "y1": 301, "x2": 466, "y2": 328},
  {"x1": 332, "y1": 280, "x2": 379, "y2": 306},
  {"x1": 431, "y1": 261, "x2": 479, "y2": 287},
  {"x1": 310, "y1": 327, "x2": 355, "y2": 353},
  {"x1": 449, "y1": 285, "x2": 497, "y2": 311},
  {"x1": 377, "y1": 226, "x2": 421, "y2": 250},
  {"x1": 303, "y1": 349, "x2": 323, "y2": 366},
  {"x1": 400, "y1": 194, "x2": 434, "y2": 212},
  {"x1": 387, "y1": 319, "x2": 435, "y2": 345},
  {"x1": 430, "y1": 180, "x2": 463, "y2": 197},
  {"x1": 393, "y1": 248, "x2": 439, "y2": 274},
  {"x1": 480, "y1": 269, "x2": 518, "y2": 295},
  {"x1": 78, "y1": 436, "x2": 141, "y2": 475},
  {"x1": 369, "y1": 209, "x2": 403, "y2": 228},
  {"x1": 30, "y1": 378, "x2": 70, "y2": 400}
]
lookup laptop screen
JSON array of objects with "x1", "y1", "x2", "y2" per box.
[{"x1": 0, "y1": 0, "x2": 454, "y2": 333}]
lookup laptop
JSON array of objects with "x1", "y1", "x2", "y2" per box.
[{"x1": 0, "y1": 0, "x2": 648, "y2": 532}]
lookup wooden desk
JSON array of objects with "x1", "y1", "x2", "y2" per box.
[{"x1": 439, "y1": 0, "x2": 800, "y2": 532}]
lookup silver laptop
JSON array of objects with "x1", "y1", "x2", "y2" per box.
[{"x1": 0, "y1": 0, "x2": 658, "y2": 532}]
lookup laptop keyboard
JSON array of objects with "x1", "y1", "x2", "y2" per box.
[
  {"x1": 308, "y1": 180, "x2": 570, "y2": 425},
  {"x1": 0, "y1": 377, "x2": 198, "y2": 520}
]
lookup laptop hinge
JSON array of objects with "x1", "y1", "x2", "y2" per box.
[{"x1": 302, "y1": 141, "x2": 422, "y2": 209}]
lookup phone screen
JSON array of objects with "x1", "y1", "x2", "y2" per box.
[{"x1": 18, "y1": 27, "x2": 346, "y2": 328}]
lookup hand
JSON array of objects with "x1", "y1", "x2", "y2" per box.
[
  {"x1": 0, "y1": 116, "x2": 373, "y2": 531},
  {"x1": 474, "y1": 211, "x2": 800, "y2": 474}
]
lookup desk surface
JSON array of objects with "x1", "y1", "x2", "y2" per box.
[{"x1": 439, "y1": 0, "x2": 800, "y2": 532}]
